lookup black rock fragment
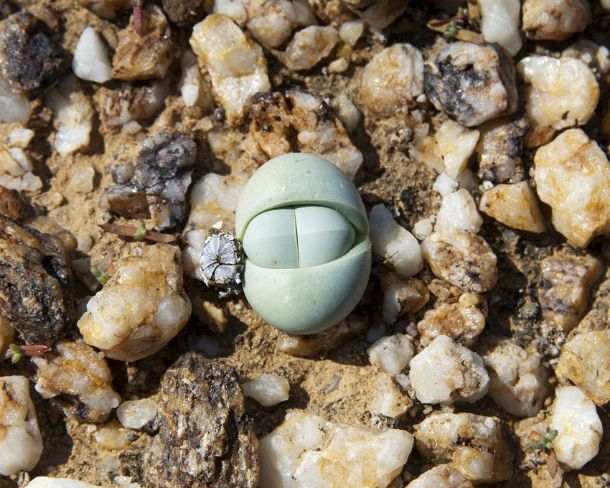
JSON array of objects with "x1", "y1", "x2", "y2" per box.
[{"x1": 161, "y1": 0, "x2": 206, "y2": 27}]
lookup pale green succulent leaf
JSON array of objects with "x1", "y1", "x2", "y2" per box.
[
  {"x1": 294, "y1": 206, "x2": 355, "y2": 268},
  {"x1": 243, "y1": 237, "x2": 372, "y2": 334},
  {"x1": 242, "y1": 208, "x2": 298, "y2": 269},
  {"x1": 235, "y1": 153, "x2": 368, "y2": 239}
]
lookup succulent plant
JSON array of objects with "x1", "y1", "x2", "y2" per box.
[{"x1": 235, "y1": 153, "x2": 371, "y2": 334}]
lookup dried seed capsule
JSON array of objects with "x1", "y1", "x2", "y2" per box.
[{"x1": 200, "y1": 231, "x2": 244, "y2": 297}]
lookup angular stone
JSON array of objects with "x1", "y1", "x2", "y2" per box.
[
  {"x1": 260, "y1": 411, "x2": 413, "y2": 487},
  {"x1": 145, "y1": 353, "x2": 259, "y2": 487},
  {"x1": 0, "y1": 215, "x2": 75, "y2": 345},
  {"x1": 424, "y1": 40, "x2": 517, "y2": 127},
  {"x1": 556, "y1": 330, "x2": 610, "y2": 406},
  {"x1": 534, "y1": 129, "x2": 610, "y2": 247},
  {"x1": 538, "y1": 252, "x2": 602, "y2": 331},
  {"x1": 111, "y1": 5, "x2": 174, "y2": 81},
  {"x1": 415, "y1": 413, "x2": 513, "y2": 483}
]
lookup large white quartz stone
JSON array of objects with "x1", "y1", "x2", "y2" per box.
[{"x1": 259, "y1": 411, "x2": 413, "y2": 487}]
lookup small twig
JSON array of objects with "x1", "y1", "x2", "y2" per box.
[
  {"x1": 133, "y1": 0, "x2": 145, "y2": 36},
  {"x1": 99, "y1": 223, "x2": 178, "y2": 244},
  {"x1": 7, "y1": 343, "x2": 49, "y2": 364},
  {"x1": 547, "y1": 449, "x2": 558, "y2": 478}
]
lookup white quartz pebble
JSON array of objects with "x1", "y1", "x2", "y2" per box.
[
  {"x1": 406, "y1": 464, "x2": 473, "y2": 488},
  {"x1": 214, "y1": 0, "x2": 248, "y2": 24},
  {"x1": 556, "y1": 330, "x2": 610, "y2": 406},
  {"x1": 522, "y1": 0, "x2": 590, "y2": 41},
  {"x1": 409, "y1": 335, "x2": 489, "y2": 404},
  {"x1": 339, "y1": 19, "x2": 364, "y2": 46},
  {"x1": 283, "y1": 26, "x2": 338, "y2": 71},
  {"x1": 26, "y1": 478, "x2": 102, "y2": 488},
  {"x1": 0, "y1": 74, "x2": 31, "y2": 123},
  {"x1": 534, "y1": 128, "x2": 610, "y2": 247},
  {"x1": 551, "y1": 386, "x2": 602, "y2": 470},
  {"x1": 68, "y1": 166, "x2": 96, "y2": 193},
  {"x1": 73, "y1": 27, "x2": 112, "y2": 83},
  {"x1": 330, "y1": 95, "x2": 360, "y2": 133},
  {"x1": 482, "y1": 339, "x2": 547, "y2": 417},
  {"x1": 32, "y1": 340, "x2": 121, "y2": 423},
  {"x1": 479, "y1": 181, "x2": 546, "y2": 233},
  {"x1": 180, "y1": 51, "x2": 213, "y2": 110},
  {"x1": 0, "y1": 376, "x2": 43, "y2": 476},
  {"x1": 368, "y1": 334, "x2": 415, "y2": 374},
  {"x1": 117, "y1": 398, "x2": 158, "y2": 429},
  {"x1": 415, "y1": 413, "x2": 512, "y2": 483},
  {"x1": 370, "y1": 373, "x2": 411, "y2": 418},
  {"x1": 369, "y1": 204, "x2": 423, "y2": 277},
  {"x1": 241, "y1": 373, "x2": 290, "y2": 407},
  {"x1": 436, "y1": 119, "x2": 479, "y2": 179},
  {"x1": 478, "y1": 0, "x2": 522, "y2": 55},
  {"x1": 9, "y1": 128, "x2": 35, "y2": 148},
  {"x1": 359, "y1": 44, "x2": 424, "y2": 115},
  {"x1": 190, "y1": 14, "x2": 270, "y2": 125},
  {"x1": 46, "y1": 77, "x2": 94, "y2": 157},
  {"x1": 518, "y1": 56, "x2": 599, "y2": 131},
  {"x1": 435, "y1": 189, "x2": 482, "y2": 235},
  {"x1": 432, "y1": 173, "x2": 458, "y2": 197},
  {"x1": 380, "y1": 274, "x2": 429, "y2": 324},
  {"x1": 78, "y1": 244, "x2": 191, "y2": 361},
  {"x1": 259, "y1": 411, "x2": 413, "y2": 487}
]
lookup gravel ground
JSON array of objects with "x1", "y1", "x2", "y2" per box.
[{"x1": 1, "y1": 0, "x2": 610, "y2": 487}]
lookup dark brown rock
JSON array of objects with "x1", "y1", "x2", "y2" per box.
[
  {"x1": 144, "y1": 353, "x2": 259, "y2": 488},
  {"x1": 161, "y1": 0, "x2": 205, "y2": 27},
  {"x1": 0, "y1": 185, "x2": 32, "y2": 220},
  {"x1": 0, "y1": 12, "x2": 69, "y2": 97},
  {"x1": 101, "y1": 132, "x2": 196, "y2": 231},
  {"x1": 0, "y1": 214, "x2": 75, "y2": 345}
]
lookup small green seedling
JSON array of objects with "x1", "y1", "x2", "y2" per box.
[
  {"x1": 6, "y1": 343, "x2": 49, "y2": 364},
  {"x1": 90, "y1": 266, "x2": 109, "y2": 285},
  {"x1": 527, "y1": 429, "x2": 558, "y2": 451},
  {"x1": 134, "y1": 221, "x2": 147, "y2": 240},
  {"x1": 527, "y1": 429, "x2": 559, "y2": 478},
  {"x1": 235, "y1": 153, "x2": 371, "y2": 335}
]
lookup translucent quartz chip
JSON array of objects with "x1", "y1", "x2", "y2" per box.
[{"x1": 242, "y1": 205, "x2": 355, "y2": 268}]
